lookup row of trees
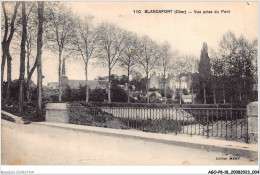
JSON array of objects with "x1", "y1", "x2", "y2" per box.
[
  {"x1": 2, "y1": 2, "x2": 198, "y2": 111},
  {"x1": 1, "y1": 2, "x2": 257, "y2": 117},
  {"x1": 41, "y1": 3, "x2": 200, "y2": 104},
  {"x1": 1, "y1": 2, "x2": 44, "y2": 116}
]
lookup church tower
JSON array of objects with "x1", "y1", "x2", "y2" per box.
[{"x1": 61, "y1": 59, "x2": 68, "y2": 89}]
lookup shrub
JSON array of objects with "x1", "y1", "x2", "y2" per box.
[
  {"x1": 2, "y1": 79, "x2": 37, "y2": 103},
  {"x1": 143, "y1": 119, "x2": 182, "y2": 133},
  {"x1": 50, "y1": 95, "x2": 59, "y2": 102},
  {"x1": 123, "y1": 118, "x2": 182, "y2": 133},
  {"x1": 1, "y1": 100, "x2": 45, "y2": 122},
  {"x1": 111, "y1": 84, "x2": 127, "y2": 102},
  {"x1": 62, "y1": 86, "x2": 72, "y2": 101},
  {"x1": 68, "y1": 106, "x2": 128, "y2": 129},
  {"x1": 89, "y1": 88, "x2": 107, "y2": 102}
]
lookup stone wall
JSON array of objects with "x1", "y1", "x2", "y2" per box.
[
  {"x1": 45, "y1": 103, "x2": 69, "y2": 123},
  {"x1": 247, "y1": 101, "x2": 258, "y2": 143}
]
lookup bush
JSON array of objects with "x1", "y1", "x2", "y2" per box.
[
  {"x1": 2, "y1": 79, "x2": 37, "y2": 103},
  {"x1": 161, "y1": 88, "x2": 174, "y2": 98},
  {"x1": 62, "y1": 86, "x2": 72, "y2": 101},
  {"x1": 89, "y1": 88, "x2": 107, "y2": 102},
  {"x1": 69, "y1": 101, "x2": 245, "y2": 109},
  {"x1": 123, "y1": 118, "x2": 182, "y2": 133},
  {"x1": 111, "y1": 84, "x2": 127, "y2": 102},
  {"x1": 143, "y1": 119, "x2": 182, "y2": 133},
  {"x1": 1, "y1": 100, "x2": 45, "y2": 122},
  {"x1": 68, "y1": 105, "x2": 182, "y2": 133},
  {"x1": 50, "y1": 95, "x2": 59, "y2": 101},
  {"x1": 68, "y1": 106, "x2": 128, "y2": 129}
]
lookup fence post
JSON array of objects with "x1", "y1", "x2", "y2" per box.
[{"x1": 127, "y1": 108, "x2": 130, "y2": 128}]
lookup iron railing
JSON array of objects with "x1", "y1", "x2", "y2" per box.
[{"x1": 69, "y1": 106, "x2": 248, "y2": 142}]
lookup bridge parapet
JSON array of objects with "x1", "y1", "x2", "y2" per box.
[
  {"x1": 46, "y1": 103, "x2": 69, "y2": 123},
  {"x1": 247, "y1": 101, "x2": 258, "y2": 143}
]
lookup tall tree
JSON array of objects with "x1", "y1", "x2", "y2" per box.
[
  {"x1": 97, "y1": 23, "x2": 127, "y2": 103},
  {"x1": 236, "y1": 35, "x2": 256, "y2": 102},
  {"x1": 72, "y1": 16, "x2": 99, "y2": 103},
  {"x1": 119, "y1": 32, "x2": 139, "y2": 103},
  {"x1": 218, "y1": 32, "x2": 257, "y2": 103},
  {"x1": 198, "y1": 42, "x2": 211, "y2": 104},
  {"x1": 159, "y1": 41, "x2": 174, "y2": 104},
  {"x1": 210, "y1": 49, "x2": 227, "y2": 104},
  {"x1": 11, "y1": 2, "x2": 38, "y2": 103},
  {"x1": 18, "y1": 2, "x2": 27, "y2": 115},
  {"x1": 211, "y1": 53, "x2": 223, "y2": 104},
  {"x1": 137, "y1": 36, "x2": 158, "y2": 104},
  {"x1": 45, "y1": 3, "x2": 74, "y2": 102},
  {"x1": 218, "y1": 31, "x2": 238, "y2": 104},
  {"x1": 36, "y1": 1, "x2": 44, "y2": 117},
  {"x1": 25, "y1": 2, "x2": 38, "y2": 102},
  {"x1": 1, "y1": 2, "x2": 21, "y2": 104}
]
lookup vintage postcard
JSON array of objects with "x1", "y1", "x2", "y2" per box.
[{"x1": 1, "y1": 0, "x2": 258, "y2": 174}]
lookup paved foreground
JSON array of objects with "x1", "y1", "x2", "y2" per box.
[{"x1": 1, "y1": 119, "x2": 257, "y2": 165}]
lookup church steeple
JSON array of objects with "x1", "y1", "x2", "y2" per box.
[
  {"x1": 61, "y1": 58, "x2": 68, "y2": 89},
  {"x1": 62, "y1": 59, "x2": 66, "y2": 75}
]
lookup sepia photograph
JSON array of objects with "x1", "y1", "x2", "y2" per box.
[{"x1": 0, "y1": 0, "x2": 258, "y2": 173}]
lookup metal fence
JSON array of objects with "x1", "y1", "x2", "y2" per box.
[{"x1": 69, "y1": 106, "x2": 248, "y2": 142}]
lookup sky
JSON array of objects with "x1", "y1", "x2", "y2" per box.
[{"x1": 3, "y1": 1, "x2": 258, "y2": 86}]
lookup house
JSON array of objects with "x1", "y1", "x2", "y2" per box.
[{"x1": 149, "y1": 72, "x2": 192, "y2": 92}]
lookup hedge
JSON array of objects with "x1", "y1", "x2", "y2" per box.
[{"x1": 67, "y1": 101, "x2": 246, "y2": 109}]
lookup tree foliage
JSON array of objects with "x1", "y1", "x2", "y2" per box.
[
  {"x1": 197, "y1": 42, "x2": 212, "y2": 104},
  {"x1": 210, "y1": 31, "x2": 258, "y2": 104}
]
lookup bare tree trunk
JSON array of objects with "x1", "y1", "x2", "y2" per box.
[
  {"x1": 146, "y1": 73, "x2": 149, "y2": 104},
  {"x1": 127, "y1": 68, "x2": 130, "y2": 103},
  {"x1": 179, "y1": 78, "x2": 182, "y2": 105},
  {"x1": 26, "y1": 80, "x2": 31, "y2": 102},
  {"x1": 1, "y1": 48, "x2": 6, "y2": 90},
  {"x1": 192, "y1": 88, "x2": 194, "y2": 104},
  {"x1": 1, "y1": 49, "x2": 6, "y2": 104},
  {"x1": 36, "y1": 1, "x2": 44, "y2": 117},
  {"x1": 164, "y1": 72, "x2": 166, "y2": 104},
  {"x1": 58, "y1": 52, "x2": 62, "y2": 102},
  {"x1": 108, "y1": 66, "x2": 111, "y2": 103},
  {"x1": 203, "y1": 85, "x2": 206, "y2": 104},
  {"x1": 85, "y1": 64, "x2": 89, "y2": 103},
  {"x1": 1, "y1": 2, "x2": 8, "y2": 91},
  {"x1": 26, "y1": 61, "x2": 37, "y2": 103},
  {"x1": 18, "y1": 2, "x2": 27, "y2": 116},
  {"x1": 26, "y1": 43, "x2": 31, "y2": 102},
  {"x1": 6, "y1": 52, "x2": 12, "y2": 104},
  {"x1": 1, "y1": 2, "x2": 20, "y2": 105}
]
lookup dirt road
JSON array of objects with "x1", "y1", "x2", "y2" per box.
[{"x1": 1, "y1": 119, "x2": 256, "y2": 165}]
